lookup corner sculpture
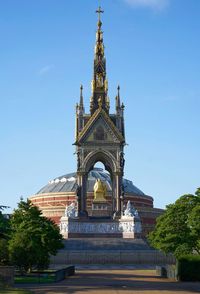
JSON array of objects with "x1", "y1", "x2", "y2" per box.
[
  {"x1": 64, "y1": 203, "x2": 78, "y2": 219},
  {"x1": 123, "y1": 200, "x2": 139, "y2": 218}
]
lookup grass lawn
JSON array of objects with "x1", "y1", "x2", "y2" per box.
[{"x1": 15, "y1": 275, "x2": 55, "y2": 284}]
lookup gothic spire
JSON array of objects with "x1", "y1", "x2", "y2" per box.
[
  {"x1": 95, "y1": 6, "x2": 104, "y2": 59},
  {"x1": 90, "y1": 6, "x2": 109, "y2": 114}
]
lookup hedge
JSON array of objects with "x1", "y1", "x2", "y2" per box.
[{"x1": 177, "y1": 255, "x2": 200, "y2": 281}]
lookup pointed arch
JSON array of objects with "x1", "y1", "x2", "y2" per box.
[{"x1": 83, "y1": 150, "x2": 117, "y2": 175}]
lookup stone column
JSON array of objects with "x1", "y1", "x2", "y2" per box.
[
  {"x1": 111, "y1": 176, "x2": 116, "y2": 215},
  {"x1": 77, "y1": 172, "x2": 88, "y2": 218},
  {"x1": 120, "y1": 194, "x2": 124, "y2": 216},
  {"x1": 113, "y1": 172, "x2": 123, "y2": 217},
  {"x1": 76, "y1": 184, "x2": 81, "y2": 216}
]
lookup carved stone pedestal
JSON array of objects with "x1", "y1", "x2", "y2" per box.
[
  {"x1": 120, "y1": 215, "x2": 142, "y2": 238},
  {"x1": 60, "y1": 216, "x2": 142, "y2": 239},
  {"x1": 91, "y1": 201, "x2": 111, "y2": 217}
]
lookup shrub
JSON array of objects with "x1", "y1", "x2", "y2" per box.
[{"x1": 177, "y1": 255, "x2": 200, "y2": 281}]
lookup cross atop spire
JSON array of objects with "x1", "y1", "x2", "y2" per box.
[{"x1": 96, "y1": 6, "x2": 104, "y2": 22}]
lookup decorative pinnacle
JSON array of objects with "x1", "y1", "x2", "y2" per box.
[
  {"x1": 80, "y1": 84, "x2": 84, "y2": 108},
  {"x1": 117, "y1": 85, "x2": 120, "y2": 96},
  {"x1": 116, "y1": 85, "x2": 121, "y2": 111},
  {"x1": 80, "y1": 84, "x2": 83, "y2": 93}
]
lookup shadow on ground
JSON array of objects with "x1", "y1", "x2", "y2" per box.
[{"x1": 15, "y1": 269, "x2": 200, "y2": 294}]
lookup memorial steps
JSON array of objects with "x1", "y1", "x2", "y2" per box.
[
  {"x1": 50, "y1": 238, "x2": 175, "y2": 265},
  {"x1": 62, "y1": 238, "x2": 151, "y2": 251}
]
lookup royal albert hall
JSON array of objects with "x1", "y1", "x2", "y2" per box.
[{"x1": 30, "y1": 168, "x2": 163, "y2": 237}]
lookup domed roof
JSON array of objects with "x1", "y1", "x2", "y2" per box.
[{"x1": 36, "y1": 168, "x2": 145, "y2": 196}]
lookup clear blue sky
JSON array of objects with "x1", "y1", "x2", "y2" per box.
[{"x1": 0, "y1": 0, "x2": 200, "y2": 212}]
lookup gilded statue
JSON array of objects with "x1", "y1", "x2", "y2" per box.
[
  {"x1": 96, "y1": 73, "x2": 103, "y2": 88},
  {"x1": 93, "y1": 179, "x2": 107, "y2": 202},
  {"x1": 104, "y1": 79, "x2": 108, "y2": 92},
  {"x1": 91, "y1": 79, "x2": 95, "y2": 93},
  {"x1": 98, "y1": 96, "x2": 103, "y2": 108}
]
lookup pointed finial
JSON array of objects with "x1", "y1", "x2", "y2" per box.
[
  {"x1": 79, "y1": 84, "x2": 84, "y2": 109},
  {"x1": 116, "y1": 85, "x2": 121, "y2": 111},
  {"x1": 117, "y1": 85, "x2": 120, "y2": 96},
  {"x1": 80, "y1": 84, "x2": 83, "y2": 93}
]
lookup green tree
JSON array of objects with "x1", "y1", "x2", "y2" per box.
[
  {"x1": 9, "y1": 199, "x2": 63, "y2": 273},
  {"x1": 0, "y1": 206, "x2": 10, "y2": 239},
  {"x1": 0, "y1": 239, "x2": 9, "y2": 265},
  {"x1": 0, "y1": 206, "x2": 10, "y2": 265},
  {"x1": 188, "y1": 189, "x2": 200, "y2": 254},
  {"x1": 148, "y1": 188, "x2": 200, "y2": 258}
]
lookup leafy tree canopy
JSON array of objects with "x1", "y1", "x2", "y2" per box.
[
  {"x1": 0, "y1": 208, "x2": 10, "y2": 240},
  {"x1": 0, "y1": 206, "x2": 10, "y2": 265},
  {"x1": 148, "y1": 188, "x2": 200, "y2": 258},
  {"x1": 9, "y1": 199, "x2": 64, "y2": 273}
]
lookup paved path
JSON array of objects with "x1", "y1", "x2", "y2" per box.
[{"x1": 16, "y1": 269, "x2": 200, "y2": 294}]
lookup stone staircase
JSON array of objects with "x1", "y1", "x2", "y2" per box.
[
  {"x1": 62, "y1": 238, "x2": 152, "y2": 251},
  {"x1": 50, "y1": 238, "x2": 175, "y2": 265}
]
